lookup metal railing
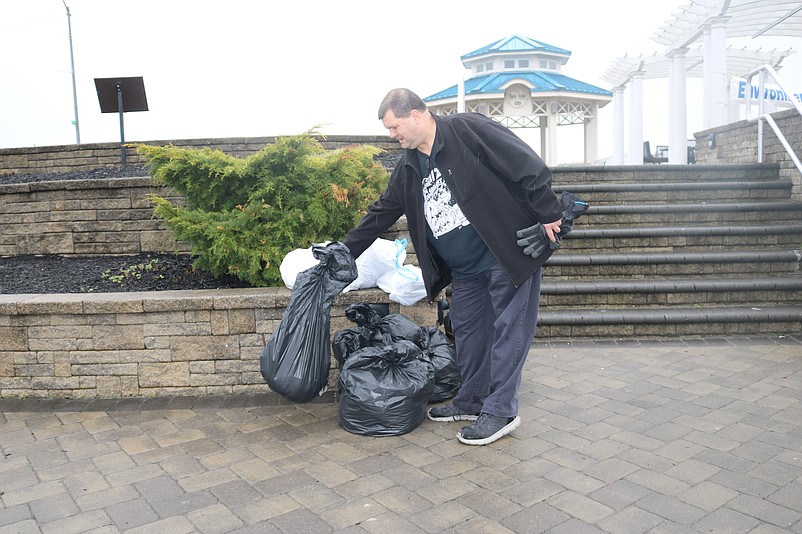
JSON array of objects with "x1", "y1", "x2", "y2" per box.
[{"x1": 745, "y1": 65, "x2": 802, "y2": 176}]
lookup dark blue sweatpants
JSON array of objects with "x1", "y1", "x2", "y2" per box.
[{"x1": 448, "y1": 264, "x2": 542, "y2": 418}]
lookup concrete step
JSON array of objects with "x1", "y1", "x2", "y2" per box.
[
  {"x1": 556, "y1": 181, "x2": 793, "y2": 203},
  {"x1": 539, "y1": 276, "x2": 802, "y2": 307},
  {"x1": 536, "y1": 305, "x2": 802, "y2": 339},
  {"x1": 544, "y1": 249, "x2": 802, "y2": 279},
  {"x1": 562, "y1": 224, "x2": 802, "y2": 253},
  {"x1": 579, "y1": 201, "x2": 802, "y2": 227},
  {"x1": 552, "y1": 163, "x2": 782, "y2": 184}
]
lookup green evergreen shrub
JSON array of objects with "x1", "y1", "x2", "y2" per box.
[{"x1": 137, "y1": 132, "x2": 389, "y2": 286}]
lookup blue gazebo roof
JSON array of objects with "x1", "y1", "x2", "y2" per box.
[
  {"x1": 461, "y1": 35, "x2": 571, "y2": 63},
  {"x1": 424, "y1": 72, "x2": 612, "y2": 102}
]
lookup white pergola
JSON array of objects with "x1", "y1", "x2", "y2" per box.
[{"x1": 602, "y1": 0, "x2": 802, "y2": 164}]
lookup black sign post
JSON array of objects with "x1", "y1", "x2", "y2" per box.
[{"x1": 94, "y1": 77, "x2": 148, "y2": 166}]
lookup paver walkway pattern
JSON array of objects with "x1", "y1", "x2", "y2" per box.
[{"x1": 1, "y1": 337, "x2": 801, "y2": 533}]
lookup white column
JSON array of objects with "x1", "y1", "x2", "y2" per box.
[
  {"x1": 628, "y1": 72, "x2": 644, "y2": 165},
  {"x1": 540, "y1": 120, "x2": 547, "y2": 159},
  {"x1": 547, "y1": 102, "x2": 559, "y2": 165},
  {"x1": 612, "y1": 85, "x2": 625, "y2": 164},
  {"x1": 584, "y1": 102, "x2": 599, "y2": 164},
  {"x1": 457, "y1": 68, "x2": 466, "y2": 113},
  {"x1": 708, "y1": 15, "x2": 729, "y2": 128},
  {"x1": 702, "y1": 26, "x2": 713, "y2": 129},
  {"x1": 668, "y1": 48, "x2": 688, "y2": 164}
]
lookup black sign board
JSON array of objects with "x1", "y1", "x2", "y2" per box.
[
  {"x1": 94, "y1": 77, "x2": 148, "y2": 113},
  {"x1": 94, "y1": 77, "x2": 148, "y2": 165}
]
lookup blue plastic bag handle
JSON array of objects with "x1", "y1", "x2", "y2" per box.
[{"x1": 394, "y1": 238, "x2": 419, "y2": 282}]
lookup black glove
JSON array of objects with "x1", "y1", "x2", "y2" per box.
[
  {"x1": 516, "y1": 192, "x2": 590, "y2": 259},
  {"x1": 516, "y1": 223, "x2": 553, "y2": 258},
  {"x1": 557, "y1": 191, "x2": 590, "y2": 238}
]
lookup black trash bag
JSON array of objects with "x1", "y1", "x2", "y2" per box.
[
  {"x1": 260, "y1": 242, "x2": 357, "y2": 402},
  {"x1": 369, "y1": 314, "x2": 429, "y2": 350},
  {"x1": 424, "y1": 326, "x2": 461, "y2": 403},
  {"x1": 436, "y1": 297, "x2": 454, "y2": 342},
  {"x1": 338, "y1": 340, "x2": 435, "y2": 436},
  {"x1": 332, "y1": 303, "x2": 391, "y2": 366},
  {"x1": 334, "y1": 308, "x2": 430, "y2": 366},
  {"x1": 332, "y1": 327, "x2": 371, "y2": 367},
  {"x1": 345, "y1": 302, "x2": 387, "y2": 327}
]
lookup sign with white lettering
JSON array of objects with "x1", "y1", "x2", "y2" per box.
[{"x1": 730, "y1": 77, "x2": 801, "y2": 107}]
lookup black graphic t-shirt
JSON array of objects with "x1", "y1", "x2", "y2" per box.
[{"x1": 418, "y1": 152, "x2": 497, "y2": 277}]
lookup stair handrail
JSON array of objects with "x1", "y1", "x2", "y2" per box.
[{"x1": 744, "y1": 64, "x2": 802, "y2": 176}]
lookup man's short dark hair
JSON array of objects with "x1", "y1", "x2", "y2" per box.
[{"x1": 378, "y1": 88, "x2": 427, "y2": 120}]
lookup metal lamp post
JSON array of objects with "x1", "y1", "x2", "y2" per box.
[{"x1": 63, "y1": 0, "x2": 80, "y2": 144}]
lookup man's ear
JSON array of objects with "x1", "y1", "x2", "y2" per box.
[{"x1": 409, "y1": 109, "x2": 421, "y2": 123}]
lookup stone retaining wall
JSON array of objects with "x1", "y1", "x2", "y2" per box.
[
  {"x1": 0, "y1": 288, "x2": 426, "y2": 400},
  {"x1": 0, "y1": 135, "x2": 399, "y2": 175},
  {"x1": 0, "y1": 178, "x2": 186, "y2": 257},
  {"x1": 693, "y1": 108, "x2": 802, "y2": 199},
  {"x1": 0, "y1": 135, "x2": 404, "y2": 258},
  {"x1": 0, "y1": 175, "x2": 413, "y2": 260}
]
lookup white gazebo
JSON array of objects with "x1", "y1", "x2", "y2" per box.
[
  {"x1": 424, "y1": 35, "x2": 613, "y2": 165},
  {"x1": 602, "y1": 0, "x2": 801, "y2": 164}
]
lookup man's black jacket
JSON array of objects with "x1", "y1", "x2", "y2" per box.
[{"x1": 344, "y1": 112, "x2": 563, "y2": 302}]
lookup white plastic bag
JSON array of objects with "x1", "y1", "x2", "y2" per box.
[
  {"x1": 377, "y1": 266, "x2": 427, "y2": 306},
  {"x1": 343, "y1": 238, "x2": 402, "y2": 292},
  {"x1": 279, "y1": 247, "x2": 319, "y2": 289},
  {"x1": 376, "y1": 239, "x2": 426, "y2": 306}
]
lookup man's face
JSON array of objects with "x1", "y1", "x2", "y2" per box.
[{"x1": 382, "y1": 109, "x2": 420, "y2": 150}]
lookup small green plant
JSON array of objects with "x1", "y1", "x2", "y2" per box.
[
  {"x1": 101, "y1": 259, "x2": 161, "y2": 286},
  {"x1": 136, "y1": 131, "x2": 389, "y2": 287}
]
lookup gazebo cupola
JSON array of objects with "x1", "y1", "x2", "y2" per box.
[
  {"x1": 425, "y1": 35, "x2": 613, "y2": 164},
  {"x1": 461, "y1": 35, "x2": 571, "y2": 78}
]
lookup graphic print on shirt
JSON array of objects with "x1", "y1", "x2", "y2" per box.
[{"x1": 422, "y1": 165, "x2": 471, "y2": 238}]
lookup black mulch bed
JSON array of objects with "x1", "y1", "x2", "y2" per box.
[
  {"x1": 1, "y1": 155, "x2": 401, "y2": 295},
  {"x1": 1, "y1": 166, "x2": 254, "y2": 294},
  {"x1": 0, "y1": 254, "x2": 255, "y2": 294}
]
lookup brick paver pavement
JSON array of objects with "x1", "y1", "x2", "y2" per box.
[{"x1": 1, "y1": 336, "x2": 801, "y2": 533}]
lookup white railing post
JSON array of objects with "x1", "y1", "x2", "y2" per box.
[{"x1": 745, "y1": 65, "x2": 802, "y2": 175}]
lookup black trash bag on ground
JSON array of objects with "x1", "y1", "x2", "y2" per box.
[
  {"x1": 423, "y1": 326, "x2": 461, "y2": 402},
  {"x1": 332, "y1": 303, "x2": 390, "y2": 367},
  {"x1": 338, "y1": 340, "x2": 435, "y2": 436},
  {"x1": 345, "y1": 302, "x2": 387, "y2": 327},
  {"x1": 332, "y1": 327, "x2": 371, "y2": 367},
  {"x1": 369, "y1": 314, "x2": 429, "y2": 350},
  {"x1": 260, "y1": 242, "x2": 357, "y2": 402},
  {"x1": 333, "y1": 304, "x2": 428, "y2": 365},
  {"x1": 436, "y1": 297, "x2": 454, "y2": 342},
  {"x1": 333, "y1": 303, "x2": 460, "y2": 405}
]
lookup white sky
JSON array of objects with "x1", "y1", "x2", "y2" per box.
[{"x1": 1, "y1": 0, "x2": 800, "y2": 163}]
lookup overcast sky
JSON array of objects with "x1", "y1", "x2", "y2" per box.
[{"x1": 1, "y1": 0, "x2": 800, "y2": 163}]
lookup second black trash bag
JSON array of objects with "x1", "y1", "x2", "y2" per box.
[
  {"x1": 331, "y1": 303, "x2": 388, "y2": 367},
  {"x1": 260, "y1": 242, "x2": 357, "y2": 402},
  {"x1": 338, "y1": 340, "x2": 435, "y2": 436},
  {"x1": 424, "y1": 326, "x2": 460, "y2": 403}
]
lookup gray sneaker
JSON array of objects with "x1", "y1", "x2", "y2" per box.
[
  {"x1": 427, "y1": 403, "x2": 480, "y2": 422},
  {"x1": 456, "y1": 413, "x2": 521, "y2": 445}
]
